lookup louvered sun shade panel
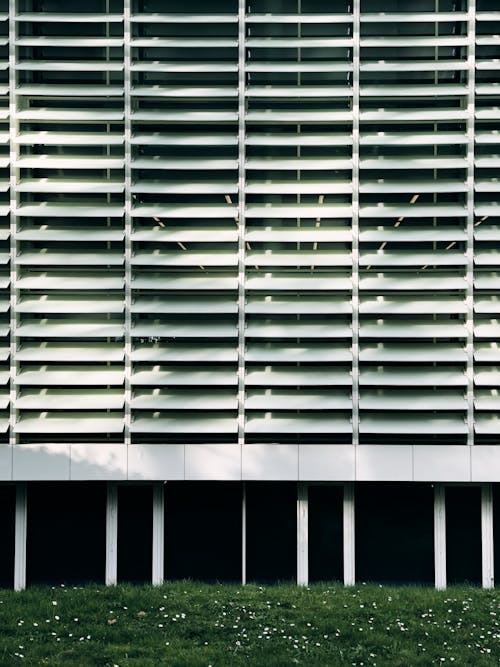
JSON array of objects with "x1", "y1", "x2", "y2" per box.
[
  {"x1": 14, "y1": 2, "x2": 125, "y2": 442},
  {"x1": 129, "y1": 1, "x2": 239, "y2": 443},
  {"x1": 244, "y1": 3, "x2": 353, "y2": 443},
  {"x1": 474, "y1": 2, "x2": 500, "y2": 442},
  {"x1": 3, "y1": 0, "x2": 499, "y2": 453},
  {"x1": 0, "y1": 4, "x2": 8, "y2": 438},
  {"x1": 358, "y1": 3, "x2": 472, "y2": 444}
]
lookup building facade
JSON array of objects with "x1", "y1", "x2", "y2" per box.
[{"x1": 0, "y1": 0, "x2": 498, "y2": 588}]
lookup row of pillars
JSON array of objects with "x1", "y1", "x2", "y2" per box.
[{"x1": 13, "y1": 482, "x2": 495, "y2": 591}]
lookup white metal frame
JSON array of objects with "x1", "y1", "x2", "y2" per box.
[
  {"x1": 0, "y1": 0, "x2": 497, "y2": 465},
  {"x1": 466, "y1": 0, "x2": 476, "y2": 446},
  {"x1": 351, "y1": 0, "x2": 360, "y2": 447}
]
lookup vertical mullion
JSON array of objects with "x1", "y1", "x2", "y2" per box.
[
  {"x1": 9, "y1": 0, "x2": 17, "y2": 452},
  {"x1": 237, "y1": 0, "x2": 246, "y2": 448},
  {"x1": 466, "y1": 0, "x2": 476, "y2": 447},
  {"x1": 123, "y1": 0, "x2": 132, "y2": 450},
  {"x1": 351, "y1": 0, "x2": 360, "y2": 447}
]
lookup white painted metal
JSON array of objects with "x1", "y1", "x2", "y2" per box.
[
  {"x1": 105, "y1": 483, "x2": 118, "y2": 586},
  {"x1": 351, "y1": 0, "x2": 360, "y2": 447},
  {"x1": 0, "y1": 0, "x2": 496, "y2": 480},
  {"x1": 237, "y1": 0, "x2": 246, "y2": 447},
  {"x1": 434, "y1": 484, "x2": 447, "y2": 590},
  {"x1": 466, "y1": 0, "x2": 476, "y2": 447},
  {"x1": 9, "y1": 0, "x2": 17, "y2": 450},
  {"x1": 123, "y1": 0, "x2": 132, "y2": 450}
]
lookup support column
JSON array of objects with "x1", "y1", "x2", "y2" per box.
[
  {"x1": 241, "y1": 482, "x2": 246, "y2": 584},
  {"x1": 481, "y1": 483, "x2": 494, "y2": 589},
  {"x1": 152, "y1": 482, "x2": 164, "y2": 585},
  {"x1": 297, "y1": 483, "x2": 308, "y2": 586},
  {"x1": 434, "y1": 483, "x2": 446, "y2": 590},
  {"x1": 14, "y1": 482, "x2": 27, "y2": 591},
  {"x1": 343, "y1": 482, "x2": 355, "y2": 586},
  {"x1": 105, "y1": 483, "x2": 118, "y2": 586}
]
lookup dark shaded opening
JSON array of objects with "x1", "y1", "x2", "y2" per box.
[
  {"x1": 246, "y1": 482, "x2": 296, "y2": 584},
  {"x1": 27, "y1": 482, "x2": 106, "y2": 586},
  {"x1": 164, "y1": 482, "x2": 241, "y2": 582},
  {"x1": 308, "y1": 485, "x2": 343, "y2": 583},
  {"x1": 446, "y1": 486, "x2": 482, "y2": 585},
  {"x1": 0, "y1": 485, "x2": 15, "y2": 588},
  {"x1": 494, "y1": 484, "x2": 500, "y2": 587},
  {"x1": 117, "y1": 484, "x2": 153, "y2": 584},
  {"x1": 355, "y1": 483, "x2": 434, "y2": 584}
]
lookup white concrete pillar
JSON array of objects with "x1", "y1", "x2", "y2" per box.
[
  {"x1": 297, "y1": 483, "x2": 308, "y2": 586},
  {"x1": 14, "y1": 482, "x2": 27, "y2": 591},
  {"x1": 105, "y1": 483, "x2": 118, "y2": 586},
  {"x1": 242, "y1": 482, "x2": 246, "y2": 585},
  {"x1": 481, "y1": 483, "x2": 494, "y2": 589},
  {"x1": 152, "y1": 482, "x2": 164, "y2": 585},
  {"x1": 434, "y1": 484, "x2": 447, "y2": 590},
  {"x1": 343, "y1": 482, "x2": 355, "y2": 586}
]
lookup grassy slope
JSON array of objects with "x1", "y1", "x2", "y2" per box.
[{"x1": 0, "y1": 583, "x2": 498, "y2": 666}]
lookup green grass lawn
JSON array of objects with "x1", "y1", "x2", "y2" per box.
[{"x1": 0, "y1": 582, "x2": 498, "y2": 666}]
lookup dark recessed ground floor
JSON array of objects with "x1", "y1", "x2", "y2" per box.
[{"x1": 0, "y1": 481, "x2": 498, "y2": 589}]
